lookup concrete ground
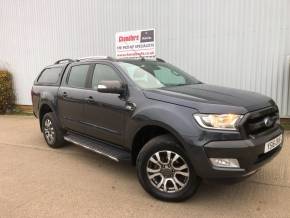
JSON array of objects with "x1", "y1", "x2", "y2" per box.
[{"x1": 0, "y1": 116, "x2": 289, "y2": 218}]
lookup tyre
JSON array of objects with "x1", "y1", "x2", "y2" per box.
[
  {"x1": 42, "y1": 112, "x2": 65, "y2": 148},
  {"x1": 137, "y1": 134, "x2": 200, "y2": 202}
]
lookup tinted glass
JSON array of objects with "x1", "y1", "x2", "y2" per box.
[
  {"x1": 117, "y1": 61, "x2": 200, "y2": 89},
  {"x1": 91, "y1": 64, "x2": 121, "y2": 90},
  {"x1": 38, "y1": 67, "x2": 62, "y2": 84},
  {"x1": 67, "y1": 65, "x2": 90, "y2": 88},
  {"x1": 154, "y1": 66, "x2": 186, "y2": 85}
]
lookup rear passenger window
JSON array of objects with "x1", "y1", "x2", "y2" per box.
[
  {"x1": 67, "y1": 65, "x2": 90, "y2": 88},
  {"x1": 38, "y1": 68, "x2": 62, "y2": 84}
]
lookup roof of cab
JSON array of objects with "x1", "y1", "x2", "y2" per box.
[{"x1": 50, "y1": 56, "x2": 165, "y2": 67}]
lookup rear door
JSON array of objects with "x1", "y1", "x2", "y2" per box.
[
  {"x1": 58, "y1": 63, "x2": 93, "y2": 134},
  {"x1": 83, "y1": 62, "x2": 127, "y2": 145}
]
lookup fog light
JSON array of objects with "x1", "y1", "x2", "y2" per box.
[{"x1": 210, "y1": 158, "x2": 240, "y2": 168}]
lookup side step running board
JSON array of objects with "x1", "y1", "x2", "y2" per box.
[{"x1": 64, "y1": 133, "x2": 131, "y2": 162}]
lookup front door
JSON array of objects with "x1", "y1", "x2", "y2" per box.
[{"x1": 83, "y1": 63, "x2": 127, "y2": 145}]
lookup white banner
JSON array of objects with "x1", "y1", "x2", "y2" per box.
[{"x1": 115, "y1": 29, "x2": 155, "y2": 59}]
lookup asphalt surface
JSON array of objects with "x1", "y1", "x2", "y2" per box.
[{"x1": 0, "y1": 115, "x2": 289, "y2": 218}]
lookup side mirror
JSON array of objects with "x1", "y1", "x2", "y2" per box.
[{"x1": 97, "y1": 80, "x2": 125, "y2": 94}]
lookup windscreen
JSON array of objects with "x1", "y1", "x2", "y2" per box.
[{"x1": 117, "y1": 61, "x2": 200, "y2": 89}]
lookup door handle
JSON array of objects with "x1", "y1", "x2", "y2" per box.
[
  {"x1": 62, "y1": 92, "x2": 68, "y2": 98},
  {"x1": 86, "y1": 96, "x2": 94, "y2": 103}
]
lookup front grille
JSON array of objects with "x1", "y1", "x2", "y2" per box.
[{"x1": 243, "y1": 106, "x2": 279, "y2": 136}]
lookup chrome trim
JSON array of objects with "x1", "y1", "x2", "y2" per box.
[{"x1": 78, "y1": 56, "x2": 111, "y2": 61}]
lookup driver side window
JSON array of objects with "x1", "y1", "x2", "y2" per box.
[{"x1": 91, "y1": 64, "x2": 121, "y2": 90}]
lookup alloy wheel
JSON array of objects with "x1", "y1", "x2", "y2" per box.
[
  {"x1": 146, "y1": 150, "x2": 190, "y2": 193},
  {"x1": 44, "y1": 118, "x2": 55, "y2": 144}
]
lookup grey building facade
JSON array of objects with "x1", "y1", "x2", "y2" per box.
[{"x1": 0, "y1": 0, "x2": 289, "y2": 116}]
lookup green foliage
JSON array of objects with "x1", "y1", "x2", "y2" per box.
[
  {"x1": 281, "y1": 122, "x2": 290, "y2": 130},
  {"x1": 0, "y1": 71, "x2": 14, "y2": 114}
]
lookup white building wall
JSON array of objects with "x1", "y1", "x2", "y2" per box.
[{"x1": 0, "y1": 0, "x2": 289, "y2": 116}]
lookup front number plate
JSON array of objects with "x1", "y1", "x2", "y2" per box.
[{"x1": 264, "y1": 134, "x2": 282, "y2": 153}]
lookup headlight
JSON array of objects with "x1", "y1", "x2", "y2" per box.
[{"x1": 194, "y1": 114, "x2": 242, "y2": 130}]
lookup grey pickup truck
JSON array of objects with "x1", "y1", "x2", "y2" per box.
[{"x1": 32, "y1": 56, "x2": 284, "y2": 201}]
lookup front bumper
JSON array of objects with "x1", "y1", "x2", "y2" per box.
[{"x1": 185, "y1": 126, "x2": 284, "y2": 180}]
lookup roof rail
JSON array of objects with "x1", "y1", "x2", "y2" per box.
[
  {"x1": 54, "y1": 59, "x2": 75, "y2": 64},
  {"x1": 156, "y1": 58, "x2": 165, "y2": 62},
  {"x1": 77, "y1": 56, "x2": 114, "y2": 61}
]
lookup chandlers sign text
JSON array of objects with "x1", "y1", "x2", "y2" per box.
[{"x1": 115, "y1": 29, "x2": 155, "y2": 58}]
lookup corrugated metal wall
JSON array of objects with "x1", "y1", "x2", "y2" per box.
[{"x1": 0, "y1": 0, "x2": 289, "y2": 116}]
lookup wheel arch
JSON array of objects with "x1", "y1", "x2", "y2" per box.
[
  {"x1": 130, "y1": 122, "x2": 186, "y2": 165},
  {"x1": 38, "y1": 102, "x2": 56, "y2": 131}
]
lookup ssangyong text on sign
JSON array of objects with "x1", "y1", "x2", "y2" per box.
[{"x1": 115, "y1": 29, "x2": 155, "y2": 59}]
